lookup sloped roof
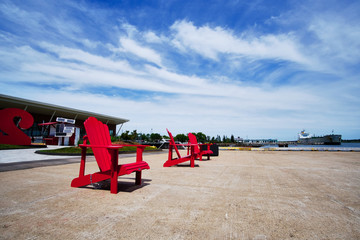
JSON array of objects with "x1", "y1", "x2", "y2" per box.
[{"x1": 0, "y1": 94, "x2": 129, "y2": 125}]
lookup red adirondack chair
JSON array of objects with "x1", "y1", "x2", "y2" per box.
[
  {"x1": 163, "y1": 129, "x2": 196, "y2": 168},
  {"x1": 71, "y1": 117, "x2": 150, "y2": 194},
  {"x1": 188, "y1": 133, "x2": 213, "y2": 161}
]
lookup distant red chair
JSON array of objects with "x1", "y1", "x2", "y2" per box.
[
  {"x1": 71, "y1": 117, "x2": 150, "y2": 194},
  {"x1": 188, "y1": 133, "x2": 213, "y2": 161},
  {"x1": 163, "y1": 129, "x2": 196, "y2": 168}
]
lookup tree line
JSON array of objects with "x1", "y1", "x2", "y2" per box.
[{"x1": 115, "y1": 130, "x2": 237, "y2": 143}]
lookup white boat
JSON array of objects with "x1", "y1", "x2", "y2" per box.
[
  {"x1": 297, "y1": 130, "x2": 341, "y2": 145},
  {"x1": 298, "y1": 130, "x2": 312, "y2": 139}
]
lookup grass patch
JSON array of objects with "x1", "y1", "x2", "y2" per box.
[
  {"x1": 0, "y1": 144, "x2": 41, "y2": 150},
  {"x1": 37, "y1": 147, "x2": 93, "y2": 154}
]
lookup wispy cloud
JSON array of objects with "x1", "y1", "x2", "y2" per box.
[
  {"x1": 39, "y1": 42, "x2": 140, "y2": 74},
  {"x1": 170, "y1": 20, "x2": 309, "y2": 66},
  {"x1": 308, "y1": 16, "x2": 360, "y2": 70},
  {"x1": 118, "y1": 38, "x2": 163, "y2": 67}
]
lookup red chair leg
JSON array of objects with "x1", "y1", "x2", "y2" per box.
[
  {"x1": 135, "y1": 171, "x2": 142, "y2": 185},
  {"x1": 110, "y1": 170, "x2": 118, "y2": 194},
  {"x1": 110, "y1": 149, "x2": 119, "y2": 194}
]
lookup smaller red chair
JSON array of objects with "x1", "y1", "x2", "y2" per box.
[
  {"x1": 163, "y1": 129, "x2": 196, "y2": 168},
  {"x1": 188, "y1": 133, "x2": 213, "y2": 161}
]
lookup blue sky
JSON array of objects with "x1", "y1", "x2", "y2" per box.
[{"x1": 1, "y1": 0, "x2": 359, "y2": 140}]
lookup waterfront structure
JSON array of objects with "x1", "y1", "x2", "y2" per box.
[
  {"x1": 235, "y1": 137, "x2": 277, "y2": 147},
  {"x1": 243, "y1": 139, "x2": 278, "y2": 145},
  {"x1": 0, "y1": 94, "x2": 128, "y2": 146}
]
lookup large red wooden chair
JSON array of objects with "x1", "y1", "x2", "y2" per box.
[
  {"x1": 188, "y1": 133, "x2": 213, "y2": 161},
  {"x1": 71, "y1": 117, "x2": 150, "y2": 194},
  {"x1": 163, "y1": 129, "x2": 196, "y2": 168}
]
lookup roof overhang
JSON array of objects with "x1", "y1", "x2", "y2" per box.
[{"x1": 0, "y1": 94, "x2": 129, "y2": 125}]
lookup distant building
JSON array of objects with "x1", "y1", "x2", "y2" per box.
[
  {"x1": 235, "y1": 137, "x2": 277, "y2": 145},
  {"x1": 0, "y1": 94, "x2": 128, "y2": 146},
  {"x1": 243, "y1": 139, "x2": 277, "y2": 144}
]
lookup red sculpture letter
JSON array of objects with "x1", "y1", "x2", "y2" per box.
[{"x1": 0, "y1": 108, "x2": 34, "y2": 145}]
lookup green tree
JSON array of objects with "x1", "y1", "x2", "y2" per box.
[
  {"x1": 138, "y1": 133, "x2": 149, "y2": 142},
  {"x1": 195, "y1": 132, "x2": 207, "y2": 143},
  {"x1": 130, "y1": 130, "x2": 138, "y2": 141},
  {"x1": 150, "y1": 133, "x2": 162, "y2": 142},
  {"x1": 174, "y1": 133, "x2": 188, "y2": 142},
  {"x1": 111, "y1": 135, "x2": 120, "y2": 142},
  {"x1": 223, "y1": 135, "x2": 231, "y2": 143},
  {"x1": 120, "y1": 130, "x2": 130, "y2": 140}
]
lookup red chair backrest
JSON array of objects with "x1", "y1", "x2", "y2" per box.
[
  {"x1": 166, "y1": 128, "x2": 182, "y2": 158},
  {"x1": 84, "y1": 117, "x2": 112, "y2": 171},
  {"x1": 188, "y1": 133, "x2": 201, "y2": 154}
]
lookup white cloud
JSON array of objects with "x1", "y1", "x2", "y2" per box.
[
  {"x1": 121, "y1": 23, "x2": 139, "y2": 37},
  {"x1": 119, "y1": 38, "x2": 163, "y2": 66},
  {"x1": 0, "y1": 2, "x2": 43, "y2": 32},
  {"x1": 144, "y1": 31, "x2": 164, "y2": 43},
  {"x1": 145, "y1": 65, "x2": 207, "y2": 87},
  {"x1": 3, "y1": 80, "x2": 356, "y2": 140},
  {"x1": 1, "y1": 44, "x2": 221, "y2": 96},
  {"x1": 81, "y1": 39, "x2": 99, "y2": 49},
  {"x1": 262, "y1": 2, "x2": 360, "y2": 75},
  {"x1": 170, "y1": 20, "x2": 309, "y2": 65},
  {"x1": 309, "y1": 16, "x2": 360, "y2": 64},
  {"x1": 39, "y1": 42, "x2": 141, "y2": 74}
]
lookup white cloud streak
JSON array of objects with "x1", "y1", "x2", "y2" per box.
[
  {"x1": 170, "y1": 20, "x2": 310, "y2": 66},
  {"x1": 119, "y1": 38, "x2": 163, "y2": 66},
  {"x1": 308, "y1": 16, "x2": 360, "y2": 68}
]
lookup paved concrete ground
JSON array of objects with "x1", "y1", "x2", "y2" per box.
[
  {"x1": 0, "y1": 147, "x2": 159, "y2": 172},
  {"x1": 0, "y1": 150, "x2": 359, "y2": 239},
  {"x1": 0, "y1": 146, "x2": 74, "y2": 164},
  {"x1": 0, "y1": 146, "x2": 83, "y2": 172}
]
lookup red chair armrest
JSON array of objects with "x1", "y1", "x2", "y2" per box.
[{"x1": 79, "y1": 144, "x2": 124, "y2": 149}]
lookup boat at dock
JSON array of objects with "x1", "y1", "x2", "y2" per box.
[{"x1": 297, "y1": 130, "x2": 342, "y2": 145}]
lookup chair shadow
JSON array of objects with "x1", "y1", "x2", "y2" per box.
[
  {"x1": 81, "y1": 178, "x2": 152, "y2": 193},
  {"x1": 196, "y1": 158, "x2": 211, "y2": 161},
  {"x1": 176, "y1": 164, "x2": 200, "y2": 167}
]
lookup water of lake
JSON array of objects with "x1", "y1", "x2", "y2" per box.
[{"x1": 261, "y1": 142, "x2": 360, "y2": 148}]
